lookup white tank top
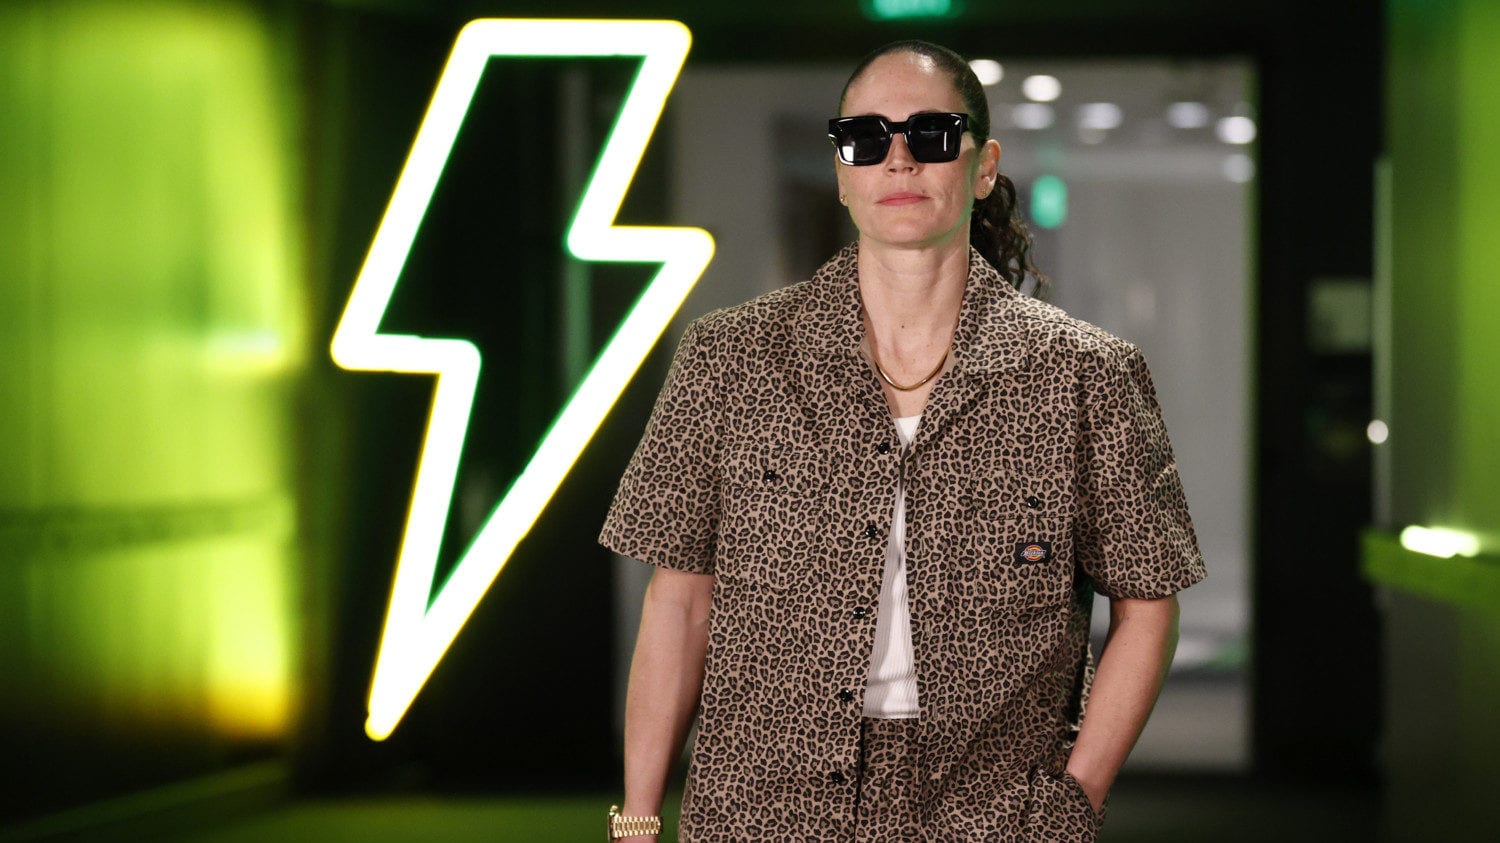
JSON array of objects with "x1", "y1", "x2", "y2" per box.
[{"x1": 863, "y1": 414, "x2": 921, "y2": 718}]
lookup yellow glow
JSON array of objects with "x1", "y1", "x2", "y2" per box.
[
  {"x1": 1399, "y1": 525, "x2": 1482, "y2": 559},
  {"x1": 330, "y1": 18, "x2": 713, "y2": 741},
  {"x1": 1, "y1": 0, "x2": 300, "y2": 743}
]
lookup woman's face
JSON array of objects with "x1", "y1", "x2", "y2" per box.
[{"x1": 836, "y1": 51, "x2": 1000, "y2": 254}]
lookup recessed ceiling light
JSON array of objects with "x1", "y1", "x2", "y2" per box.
[
  {"x1": 1022, "y1": 74, "x2": 1061, "y2": 102},
  {"x1": 1011, "y1": 103, "x2": 1055, "y2": 130},
  {"x1": 1223, "y1": 153, "x2": 1255, "y2": 183},
  {"x1": 1078, "y1": 102, "x2": 1123, "y2": 130},
  {"x1": 1216, "y1": 115, "x2": 1257, "y2": 144},
  {"x1": 1165, "y1": 101, "x2": 1211, "y2": 129},
  {"x1": 969, "y1": 59, "x2": 1003, "y2": 87}
]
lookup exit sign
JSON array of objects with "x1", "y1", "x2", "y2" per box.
[{"x1": 861, "y1": 0, "x2": 964, "y2": 21}]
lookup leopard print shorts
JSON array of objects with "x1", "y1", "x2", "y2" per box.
[
  {"x1": 855, "y1": 718, "x2": 926, "y2": 841},
  {"x1": 854, "y1": 717, "x2": 1104, "y2": 842}
]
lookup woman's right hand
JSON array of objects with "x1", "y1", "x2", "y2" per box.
[{"x1": 618, "y1": 567, "x2": 712, "y2": 843}]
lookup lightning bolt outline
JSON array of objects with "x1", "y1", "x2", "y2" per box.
[{"x1": 329, "y1": 18, "x2": 714, "y2": 741}]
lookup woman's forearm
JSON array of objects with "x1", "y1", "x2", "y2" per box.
[
  {"x1": 1065, "y1": 594, "x2": 1180, "y2": 811},
  {"x1": 622, "y1": 567, "x2": 714, "y2": 818}
]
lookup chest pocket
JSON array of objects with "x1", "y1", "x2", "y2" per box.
[
  {"x1": 716, "y1": 441, "x2": 831, "y2": 590},
  {"x1": 950, "y1": 470, "x2": 1077, "y2": 610}
]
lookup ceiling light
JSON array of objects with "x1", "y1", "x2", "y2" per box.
[
  {"x1": 1078, "y1": 102, "x2": 1123, "y2": 130},
  {"x1": 969, "y1": 59, "x2": 1003, "y2": 87},
  {"x1": 1223, "y1": 153, "x2": 1255, "y2": 183},
  {"x1": 1216, "y1": 115, "x2": 1257, "y2": 144},
  {"x1": 1166, "y1": 101, "x2": 1211, "y2": 129},
  {"x1": 1022, "y1": 74, "x2": 1061, "y2": 102},
  {"x1": 1011, "y1": 103, "x2": 1055, "y2": 130}
]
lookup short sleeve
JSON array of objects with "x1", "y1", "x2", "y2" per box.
[
  {"x1": 598, "y1": 319, "x2": 722, "y2": 574},
  {"x1": 1075, "y1": 346, "x2": 1206, "y2": 599}
]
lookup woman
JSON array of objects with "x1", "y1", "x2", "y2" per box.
[{"x1": 600, "y1": 40, "x2": 1204, "y2": 842}]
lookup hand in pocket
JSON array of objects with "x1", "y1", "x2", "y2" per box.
[{"x1": 1022, "y1": 767, "x2": 1104, "y2": 842}]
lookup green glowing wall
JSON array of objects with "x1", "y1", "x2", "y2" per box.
[
  {"x1": 1379, "y1": 0, "x2": 1500, "y2": 836},
  {"x1": 0, "y1": 0, "x2": 305, "y2": 821},
  {"x1": 1387, "y1": 0, "x2": 1500, "y2": 540}
]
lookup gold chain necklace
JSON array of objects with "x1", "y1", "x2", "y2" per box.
[{"x1": 873, "y1": 349, "x2": 949, "y2": 392}]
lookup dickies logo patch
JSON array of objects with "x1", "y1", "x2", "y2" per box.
[{"x1": 1014, "y1": 540, "x2": 1054, "y2": 564}]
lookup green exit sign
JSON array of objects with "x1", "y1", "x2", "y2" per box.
[{"x1": 861, "y1": 0, "x2": 964, "y2": 21}]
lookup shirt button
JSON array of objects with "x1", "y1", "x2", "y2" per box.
[
  {"x1": 1025, "y1": 495, "x2": 1042, "y2": 509},
  {"x1": 862, "y1": 523, "x2": 879, "y2": 540},
  {"x1": 829, "y1": 771, "x2": 847, "y2": 785},
  {"x1": 876, "y1": 442, "x2": 892, "y2": 455},
  {"x1": 838, "y1": 689, "x2": 855, "y2": 703},
  {"x1": 763, "y1": 469, "x2": 779, "y2": 482},
  {"x1": 852, "y1": 606, "x2": 870, "y2": 619}
]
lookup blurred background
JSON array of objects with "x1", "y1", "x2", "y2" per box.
[{"x1": 0, "y1": 0, "x2": 1494, "y2": 840}]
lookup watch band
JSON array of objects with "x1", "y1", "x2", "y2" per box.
[{"x1": 607, "y1": 805, "x2": 663, "y2": 839}]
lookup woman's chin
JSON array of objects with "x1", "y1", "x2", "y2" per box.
[{"x1": 860, "y1": 226, "x2": 964, "y2": 253}]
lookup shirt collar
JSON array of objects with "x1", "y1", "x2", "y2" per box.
[{"x1": 796, "y1": 241, "x2": 1030, "y2": 374}]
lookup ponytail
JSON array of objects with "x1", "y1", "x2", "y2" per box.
[{"x1": 971, "y1": 173, "x2": 1048, "y2": 298}]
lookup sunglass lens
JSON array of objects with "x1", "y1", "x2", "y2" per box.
[
  {"x1": 836, "y1": 118, "x2": 890, "y2": 165},
  {"x1": 907, "y1": 114, "x2": 962, "y2": 163}
]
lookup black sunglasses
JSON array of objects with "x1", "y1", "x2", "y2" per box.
[{"x1": 827, "y1": 113, "x2": 970, "y2": 166}]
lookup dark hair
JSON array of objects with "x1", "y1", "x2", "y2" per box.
[{"x1": 840, "y1": 40, "x2": 1048, "y2": 297}]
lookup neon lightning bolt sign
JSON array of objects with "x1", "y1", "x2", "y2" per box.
[{"x1": 330, "y1": 19, "x2": 714, "y2": 741}]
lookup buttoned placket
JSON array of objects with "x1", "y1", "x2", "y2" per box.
[{"x1": 824, "y1": 352, "x2": 912, "y2": 825}]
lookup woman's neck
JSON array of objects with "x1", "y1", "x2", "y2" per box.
[
  {"x1": 857, "y1": 238, "x2": 968, "y2": 354},
  {"x1": 856, "y1": 237, "x2": 969, "y2": 419}
]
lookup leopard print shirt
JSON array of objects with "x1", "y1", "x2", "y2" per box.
[{"x1": 600, "y1": 243, "x2": 1206, "y2": 841}]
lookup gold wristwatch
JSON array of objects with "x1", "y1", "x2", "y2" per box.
[{"x1": 607, "y1": 805, "x2": 662, "y2": 839}]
